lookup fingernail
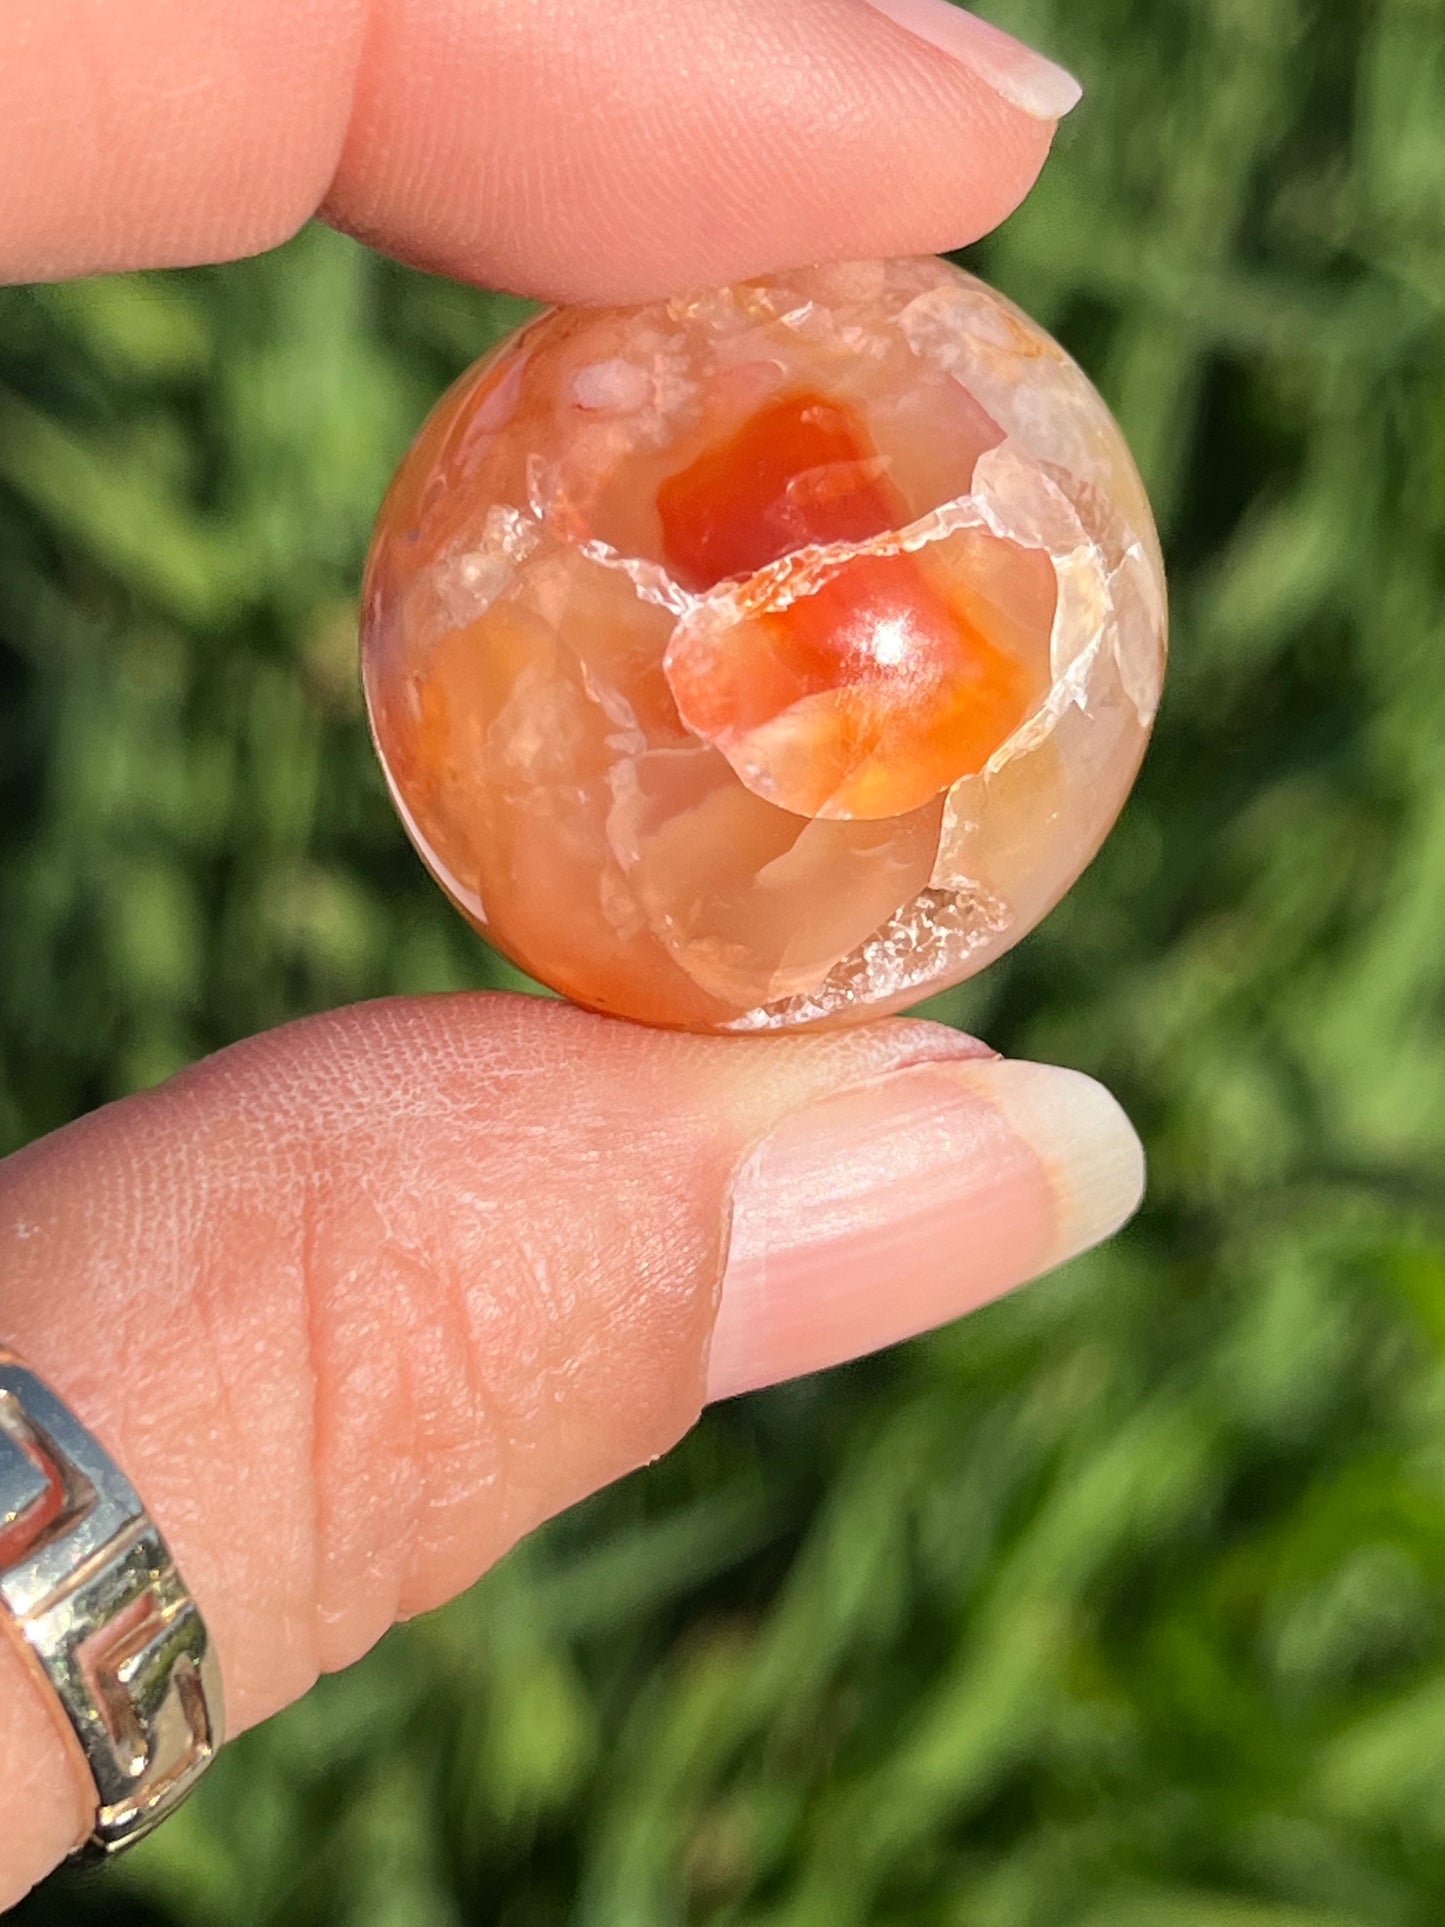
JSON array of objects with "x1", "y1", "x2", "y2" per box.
[
  {"x1": 859, "y1": 0, "x2": 1083, "y2": 122},
  {"x1": 706, "y1": 1058, "x2": 1142, "y2": 1401}
]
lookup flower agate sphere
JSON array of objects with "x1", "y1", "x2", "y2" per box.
[{"x1": 361, "y1": 258, "x2": 1166, "y2": 1032}]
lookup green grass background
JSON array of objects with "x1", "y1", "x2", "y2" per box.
[{"x1": 4, "y1": 0, "x2": 1445, "y2": 1919}]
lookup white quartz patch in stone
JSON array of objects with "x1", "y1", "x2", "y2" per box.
[{"x1": 570, "y1": 358, "x2": 653, "y2": 412}]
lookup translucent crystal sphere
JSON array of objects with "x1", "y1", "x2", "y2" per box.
[{"x1": 361, "y1": 257, "x2": 1166, "y2": 1032}]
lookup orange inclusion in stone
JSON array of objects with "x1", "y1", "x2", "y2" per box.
[
  {"x1": 658, "y1": 389, "x2": 1041, "y2": 819},
  {"x1": 657, "y1": 389, "x2": 900, "y2": 587}
]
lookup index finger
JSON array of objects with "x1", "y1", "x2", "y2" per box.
[{"x1": 1, "y1": 0, "x2": 1078, "y2": 298}]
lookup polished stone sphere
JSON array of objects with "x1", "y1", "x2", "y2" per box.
[{"x1": 361, "y1": 258, "x2": 1166, "y2": 1031}]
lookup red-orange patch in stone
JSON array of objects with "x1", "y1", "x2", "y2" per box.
[
  {"x1": 660, "y1": 392, "x2": 1048, "y2": 819},
  {"x1": 657, "y1": 389, "x2": 901, "y2": 588}
]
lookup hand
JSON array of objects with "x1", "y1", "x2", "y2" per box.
[{"x1": 0, "y1": 0, "x2": 1136, "y2": 1905}]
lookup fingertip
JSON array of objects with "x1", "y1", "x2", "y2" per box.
[
  {"x1": 324, "y1": 0, "x2": 1061, "y2": 302},
  {"x1": 955, "y1": 1059, "x2": 1146, "y2": 1268},
  {"x1": 705, "y1": 1055, "x2": 1142, "y2": 1402},
  {"x1": 856, "y1": 0, "x2": 1083, "y2": 124}
]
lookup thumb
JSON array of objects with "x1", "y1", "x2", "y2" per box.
[{"x1": 0, "y1": 994, "x2": 1141, "y2": 1903}]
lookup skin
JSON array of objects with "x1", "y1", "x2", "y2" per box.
[{"x1": 0, "y1": 0, "x2": 1139, "y2": 1905}]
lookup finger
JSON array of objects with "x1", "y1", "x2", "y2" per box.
[
  {"x1": 0, "y1": 995, "x2": 1140, "y2": 1902},
  {"x1": 1, "y1": 0, "x2": 1078, "y2": 296}
]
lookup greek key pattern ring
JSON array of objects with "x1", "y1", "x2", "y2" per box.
[{"x1": 0, "y1": 1350, "x2": 224, "y2": 1857}]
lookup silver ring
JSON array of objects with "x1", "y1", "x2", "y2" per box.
[{"x1": 0, "y1": 1348, "x2": 225, "y2": 1858}]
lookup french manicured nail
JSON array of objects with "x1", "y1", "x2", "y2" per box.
[
  {"x1": 859, "y1": 0, "x2": 1083, "y2": 121},
  {"x1": 706, "y1": 1058, "x2": 1142, "y2": 1401}
]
